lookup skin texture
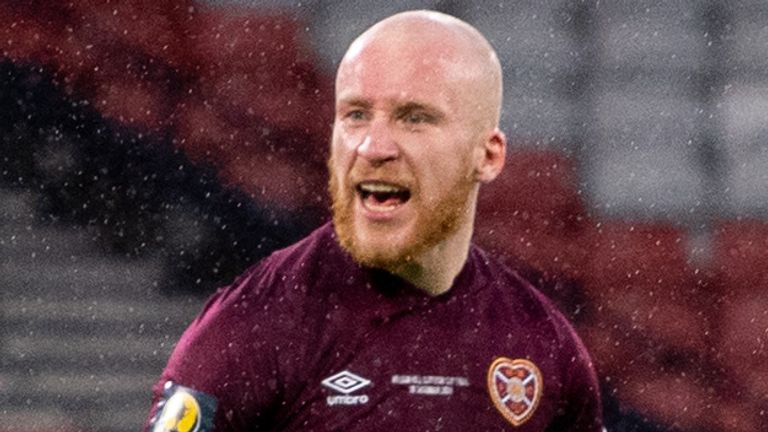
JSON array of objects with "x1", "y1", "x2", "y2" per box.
[{"x1": 328, "y1": 10, "x2": 506, "y2": 295}]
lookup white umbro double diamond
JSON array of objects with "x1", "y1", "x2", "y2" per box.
[{"x1": 322, "y1": 370, "x2": 371, "y2": 394}]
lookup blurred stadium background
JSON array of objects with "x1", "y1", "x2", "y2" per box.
[{"x1": 0, "y1": 0, "x2": 766, "y2": 430}]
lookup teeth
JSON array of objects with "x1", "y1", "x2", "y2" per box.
[{"x1": 359, "y1": 183, "x2": 405, "y2": 193}]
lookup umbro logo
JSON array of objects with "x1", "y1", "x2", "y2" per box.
[
  {"x1": 322, "y1": 370, "x2": 371, "y2": 394},
  {"x1": 322, "y1": 370, "x2": 371, "y2": 406}
]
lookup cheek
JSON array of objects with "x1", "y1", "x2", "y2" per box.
[
  {"x1": 330, "y1": 128, "x2": 355, "y2": 169},
  {"x1": 420, "y1": 141, "x2": 473, "y2": 177}
]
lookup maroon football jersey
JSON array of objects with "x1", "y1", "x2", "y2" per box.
[{"x1": 145, "y1": 222, "x2": 603, "y2": 431}]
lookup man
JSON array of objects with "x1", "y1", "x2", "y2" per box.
[{"x1": 146, "y1": 10, "x2": 603, "y2": 431}]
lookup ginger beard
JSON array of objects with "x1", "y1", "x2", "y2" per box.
[{"x1": 328, "y1": 153, "x2": 477, "y2": 270}]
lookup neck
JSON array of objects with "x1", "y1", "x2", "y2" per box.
[{"x1": 388, "y1": 209, "x2": 476, "y2": 297}]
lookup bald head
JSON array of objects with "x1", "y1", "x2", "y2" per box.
[{"x1": 337, "y1": 10, "x2": 503, "y2": 129}]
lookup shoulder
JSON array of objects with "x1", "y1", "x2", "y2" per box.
[
  {"x1": 149, "y1": 223, "x2": 352, "y2": 428},
  {"x1": 470, "y1": 246, "x2": 567, "y2": 327},
  {"x1": 168, "y1": 222, "x2": 347, "y2": 375},
  {"x1": 212, "y1": 222, "x2": 346, "y2": 305},
  {"x1": 246, "y1": 221, "x2": 349, "y2": 289},
  {"x1": 470, "y1": 246, "x2": 603, "y2": 428},
  {"x1": 473, "y1": 243, "x2": 594, "y2": 382}
]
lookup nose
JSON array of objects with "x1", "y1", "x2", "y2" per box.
[{"x1": 356, "y1": 120, "x2": 399, "y2": 165}]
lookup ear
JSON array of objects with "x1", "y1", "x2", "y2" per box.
[{"x1": 474, "y1": 128, "x2": 506, "y2": 183}]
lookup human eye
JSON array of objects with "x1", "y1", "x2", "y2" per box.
[
  {"x1": 341, "y1": 108, "x2": 369, "y2": 124},
  {"x1": 395, "y1": 104, "x2": 442, "y2": 128},
  {"x1": 346, "y1": 110, "x2": 366, "y2": 120},
  {"x1": 404, "y1": 112, "x2": 432, "y2": 124},
  {"x1": 399, "y1": 111, "x2": 438, "y2": 129}
]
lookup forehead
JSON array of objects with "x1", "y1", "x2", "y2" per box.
[{"x1": 335, "y1": 37, "x2": 470, "y2": 108}]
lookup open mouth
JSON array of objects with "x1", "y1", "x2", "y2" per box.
[{"x1": 356, "y1": 181, "x2": 411, "y2": 212}]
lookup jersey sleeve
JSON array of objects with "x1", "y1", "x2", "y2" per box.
[
  {"x1": 546, "y1": 310, "x2": 604, "y2": 432},
  {"x1": 144, "y1": 262, "x2": 288, "y2": 431},
  {"x1": 510, "y1": 265, "x2": 604, "y2": 431}
]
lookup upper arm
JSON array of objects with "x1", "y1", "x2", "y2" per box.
[
  {"x1": 548, "y1": 313, "x2": 604, "y2": 431},
  {"x1": 145, "y1": 267, "x2": 287, "y2": 431}
]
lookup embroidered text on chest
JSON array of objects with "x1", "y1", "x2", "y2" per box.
[{"x1": 391, "y1": 375, "x2": 470, "y2": 396}]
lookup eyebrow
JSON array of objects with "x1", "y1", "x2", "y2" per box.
[
  {"x1": 337, "y1": 97, "x2": 372, "y2": 110},
  {"x1": 336, "y1": 98, "x2": 447, "y2": 121},
  {"x1": 394, "y1": 102, "x2": 446, "y2": 121}
]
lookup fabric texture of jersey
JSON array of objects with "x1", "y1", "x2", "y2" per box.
[{"x1": 145, "y1": 222, "x2": 603, "y2": 431}]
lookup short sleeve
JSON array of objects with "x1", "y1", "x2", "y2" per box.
[
  {"x1": 547, "y1": 311, "x2": 604, "y2": 432},
  {"x1": 144, "y1": 263, "x2": 287, "y2": 431}
]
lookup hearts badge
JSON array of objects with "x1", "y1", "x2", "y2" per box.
[{"x1": 487, "y1": 357, "x2": 543, "y2": 427}]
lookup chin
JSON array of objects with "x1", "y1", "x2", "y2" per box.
[
  {"x1": 342, "y1": 222, "x2": 419, "y2": 268},
  {"x1": 331, "y1": 184, "x2": 415, "y2": 268},
  {"x1": 333, "y1": 198, "x2": 470, "y2": 268}
]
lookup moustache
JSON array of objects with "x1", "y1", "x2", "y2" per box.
[{"x1": 345, "y1": 165, "x2": 416, "y2": 192}]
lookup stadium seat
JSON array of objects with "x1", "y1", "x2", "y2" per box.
[
  {"x1": 581, "y1": 222, "x2": 710, "y2": 354},
  {"x1": 476, "y1": 149, "x2": 592, "y2": 281},
  {"x1": 712, "y1": 220, "x2": 768, "y2": 292},
  {"x1": 716, "y1": 294, "x2": 768, "y2": 399},
  {"x1": 577, "y1": 321, "x2": 639, "y2": 380},
  {"x1": 175, "y1": 9, "x2": 333, "y2": 212},
  {"x1": 711, "y1": 220, "x2": 768, "y2": 403},
  {"x1": 579, "y1": 221, "x2": 718, "y2": 430},
  {"x1": 614, "y1": 367, "x2": 717, "y2": 431},
  {"x1": 713, "y1": 397, "x2": 768, "y2": 431},
  {"x1": 0, "y1": 1, "x2": 333, "y2": 214},
  {"x1": 191, "y1": 9, "x2": 333, "y2": 140}
]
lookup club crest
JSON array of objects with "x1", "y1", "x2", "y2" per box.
[{"x1": 487, "y1": 357, "x2": 543, "y2": 427}]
